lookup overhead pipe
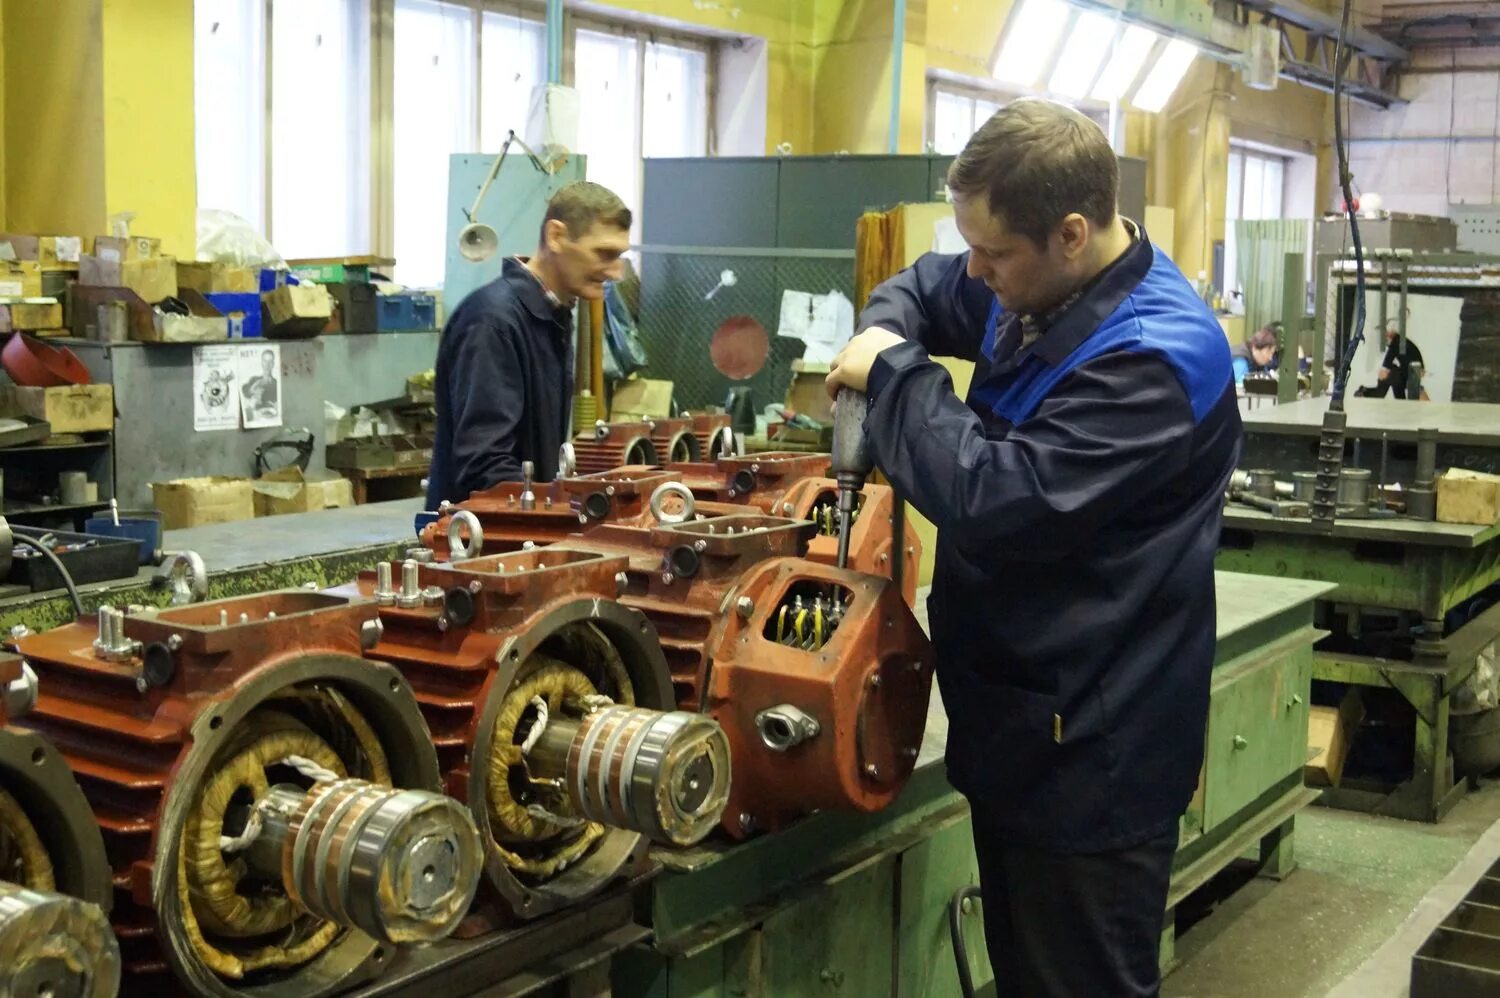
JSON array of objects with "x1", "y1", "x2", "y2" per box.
[
  {"x1": 547, "y1": 0, "x2": 564, "y2": 85},
  {"x1": 888, "y1": 0, "x2": 907, "y2": 154}
]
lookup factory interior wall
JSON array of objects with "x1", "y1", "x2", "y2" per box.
[
  {"x1": 1348, "y1": 45, "x2": 1500, "y2": 217},
  {"x1": 1127, "y1": 58, "x2": 1333, "y2": 286},
  {"x1": 2, "y1": 0, "x2": 108, "y2": 240},
  {"x1": 0, "y1": 0, "x2": 194, "y2": 255},
  {"x1": 100, "y1": 0, "x2": 197, "y2": 258},
  {"x1": 0, "y1": 0, "x2": 1358, "y2": 264}
]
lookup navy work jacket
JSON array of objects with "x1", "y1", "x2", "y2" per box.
[
  {"x1": 427, "y1": 258, "x2": 574, "y2": 508},
  {"x1": 862, "y1": 228, "x2": 1241, "y2": 852}
]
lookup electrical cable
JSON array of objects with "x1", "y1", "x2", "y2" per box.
[
  {"x1": 1311, "y1": 0, "x2": 1368, "y2": 532},
  {"x1": 1329, "y1": 0, "x2": 1368, "y2": 406},
  {"x1": 950, "y1": 885, "x2": 983, "y2": 998},
  {"x1": 8, "y1": 525, "x2": 84, "y2": 620}
]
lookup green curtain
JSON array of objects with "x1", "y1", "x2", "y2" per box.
[{"x1": 1235, "y1": 219, "x2": 1309, "y2": 339}]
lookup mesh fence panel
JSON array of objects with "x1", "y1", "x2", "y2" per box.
[{"x1": 637, "y1": 249, "x2": 855, "y2": 411}]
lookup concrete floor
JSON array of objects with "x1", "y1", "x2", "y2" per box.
[{"x1": 1165, "y1": 780, "x2": 1500, "y2": 997}]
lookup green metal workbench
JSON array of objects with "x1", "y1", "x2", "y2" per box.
[
  {"x1": 614, "y1": 572, "x2": 1333, "y2": 996},
  {"x1": 0, "y1": 499, "x2": 424, "y2": 633},
  {"x1": 1219, "y1": 505, "x2": 1500, "y2": 823}
]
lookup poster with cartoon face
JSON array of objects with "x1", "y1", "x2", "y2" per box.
[
  {"x1": 192, "y1": 344, "x2": 239, "y2": 431},
  {"x1": 238, "y1": 343, "x2": 283, "y2": 429}
]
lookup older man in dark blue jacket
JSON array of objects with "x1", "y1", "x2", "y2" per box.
[
  {"x1": 426, "y1": 181, "x2": 631, "y2": 507},
  {"x1": 827, "y1": 99, "x2": 1240, "y2": 996}
]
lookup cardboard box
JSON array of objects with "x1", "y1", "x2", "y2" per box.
[
  {"x1": 1437, "y1": 469, "x2": 1500, "y2": 526},
  {"x1": 1306, "y1": 688, "x2": 1365, "y2": 788},
  {"x1": 784, "y1": 359, "x2": 834, "y2": 423},
  {"x1": 0, "y1": 262, "x2": 43, "y2": 298},
  {"x1": 79, "y1": 254, "x2": 178, "y2": 304},
  {"x1": 6, "y1": 384, "x2": 114, "y2": 434},
  {"x1": 0, "y1": 235, "x2": 83, "y2": 270},
  {"x1": 264, "y1": 284, "x2": 332, "y2": 338},
  {"x1": 151, "y1": 476, "x2": 255, "y2": 530},
  {"x1": 93, "y1": 235, "x2": 160, "y2": 262},
  {"x1": 252, "y1": 468, "x2": 356, "y2": 516},
  {"x1": 177, "y1": 262, "x2": 259, "y2": 295},
  {"x1": 325, "y1": 434, "x2": 433, "y2": 471},
  {"x1": 139, "y1": 290, "x2": 229, "y2": 343},
  {"x1": 0, "y1": 299, "x2": 64, "y2": 332},
  {"x1": 610, "y1": 378, "x2": 674, "y2": 421}
]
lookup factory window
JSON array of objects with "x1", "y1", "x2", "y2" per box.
[
  {"x1": 1224, "y1": 145, "x2": 1287, "y2": 310},
  {"x1": 573, "y1": 28, "x2": 712, "y2": 246},
  {"x1": 393, "y1": 0, "x2": 478, "y2": 288},
  {"x1": 193, "y1": 0, "x2": 372, "y2": 261},
  {"x1": 269, "y1": 0, "x2": 372, "y2": 260},
  {"x1": 480, "y1": 11, "x2": 547, "y2": 150},
  {"x1": 194, "y1": 0, "x2": 710, "y2": 284},
  {"x1": 194, "y1": 0, "x2": 267, "y2": 231},
  {"x1": 929, "y1": 86, "x2": 1002, "y2": 156}
]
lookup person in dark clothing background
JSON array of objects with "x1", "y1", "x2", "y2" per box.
[
  {"x1": 825, "y1": 99, "x2": 1240, "y2": 996},
  {"x1": 1359, "y1": 313, "x2": 1425, "y2": 399},
  {"x1": 427, "y1": 182, "x2": 631, "y2": 508}
]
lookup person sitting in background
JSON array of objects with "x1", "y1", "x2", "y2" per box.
[{"x1": 1230, "y1": 324, "x2": 1279, "y2": 385}]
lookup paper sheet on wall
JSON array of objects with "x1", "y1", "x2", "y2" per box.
[
  {"x1": 802, "y1": 290, "x2": 855, "y2": 364},
  {"x1": 778, "y1": 289, "x2": 854, "y2": 364},
  {"x1": 238, "y1": 343, "x2": 284, "y2": 429},
  {"x1": 193, "y1": 344, "x2": 240, "y2": 432},
  {"x1": 933, "y1": 216, "x2": 967, "y2": 254},
  {"x1": 778, "y1": 290, "x2": 814, "y2": 340}
]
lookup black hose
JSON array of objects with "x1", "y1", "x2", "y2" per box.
[
  {"x1": 1329, "y1": 0, "x2": 1366, "y2": 406},
  {"x1": 950, "y1": 885, "x2": 983, "y2": 998},
  {"x1": 9, "y1": 525, "x2": 85, "y2": 620}
]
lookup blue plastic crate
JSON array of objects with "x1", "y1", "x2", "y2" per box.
[
  {"x1": 258, "y1": 269, "x2": 300, "y2": 292},
  {"x1": 377, "y1": 292, "x2": 438, "y2": 332},
  {"x1": 204, "y1": 292, "x2": 263, "y2": 339}
]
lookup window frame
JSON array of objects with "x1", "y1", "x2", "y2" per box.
[
  {"x1": 197, "y1": 0, "x2": 718, "y2": 266},
  {"x1": 925, "y1": 76, "x2": 1109, "y2": 156}
]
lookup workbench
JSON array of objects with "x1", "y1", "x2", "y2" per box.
[
  {"x1": 1240, "y1": 398, "x2": 1500, "y2": 480},
  {"x1": 615, "y1": 572, "x2": 1333, "y2": 995},
  {"x1": 0, "y1": 506, "x2": 1332, "y2": 994},
  {"x1": 1221, "y1": 396, "x2": 1500, "y2": 822}
]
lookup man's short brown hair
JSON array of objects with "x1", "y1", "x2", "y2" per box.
[
  {"x1": 542, "y1": 181, "x2": 632, "y2": 241},
  {"x1": 947, "y1": 98, "x2": 1118, "y2": 248}
]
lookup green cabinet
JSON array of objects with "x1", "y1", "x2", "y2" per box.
[{"x1": 1205, "y1": 643, "x2": 1312, "y2": 831}]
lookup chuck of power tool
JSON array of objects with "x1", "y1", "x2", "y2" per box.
[{"x1": 830, "y1": 388, "x2": 873, "y2": 569}]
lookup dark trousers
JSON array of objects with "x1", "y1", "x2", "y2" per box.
[{"x1": 970, "y1": 808, "x2": 1177, "y2": 998}]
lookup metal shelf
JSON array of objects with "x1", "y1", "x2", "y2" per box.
[{"x1": 0, "y1": 440, "x2": 112, "y2": 454}]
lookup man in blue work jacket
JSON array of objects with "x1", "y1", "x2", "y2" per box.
[
  {"x1": 827, "y1": 99, "x2": 1240, "y2": 995},
  {"x1": 427, "y1": 181, "x2": 631, "y2": 507}
]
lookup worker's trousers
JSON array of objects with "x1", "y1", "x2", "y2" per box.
[{"x1": 968, "y1": 807, "x2": 1178, "y2": 997}]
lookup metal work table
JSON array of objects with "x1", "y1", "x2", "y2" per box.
[
  {"x1": 1240, "y1": 398, "x2": 1500, "y2": 480},
  {"x1": 0, "y1": 499, "x2": 424, "y2": 632},
  {"x1": 1219, "y1": 500, "x2": 1500, "y2": 822},
  {"x1": 617, "y1": 572, "x2": 1334, "y2": 994}
]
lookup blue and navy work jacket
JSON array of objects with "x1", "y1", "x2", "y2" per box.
[{"x1": 862, "y1": 227, "x2": 1242, "y2": 852}]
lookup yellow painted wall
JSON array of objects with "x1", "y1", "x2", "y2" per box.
[
  {"x1": 101, "y1": 0, "x2": 196, "y2": 257},
  {"x1": 3, "y1": 0, "x2": 107, "y2": 239},
  {"x1": 924, "y1": 0, "x2": 1011, "y2": 79},
  {"x1": 0, "y1": 6, "x2": 6, "y2": 228},
  {"x1": 1134, "y1": 55, "x2": 1331, "y2": 283}
]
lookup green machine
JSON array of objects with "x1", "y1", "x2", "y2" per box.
[
  {"x1": 1220, "y1": 398, "x2": 1500, "y2": 822},
  {"x1": 614, "y1": 572, "x2": 1332, "y2": 996}
]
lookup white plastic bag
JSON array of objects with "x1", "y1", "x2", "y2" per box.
[{"x1": 196, "y1": 209, "x2": 286, "y2": 268}]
